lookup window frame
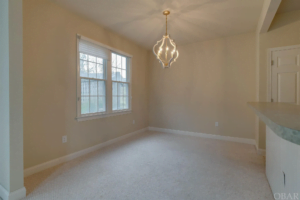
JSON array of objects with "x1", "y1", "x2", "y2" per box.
[
  {"x1": 111, "y1": 52, "x2": 131, "y2": 112},
  {"x1": 76, "y1": 34, "x2": 132, "y2": 121}
]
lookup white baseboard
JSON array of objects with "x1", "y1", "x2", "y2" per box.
[
  {"x1": 0, "y1": 185, "x2": 26, "y2": 200},
  {"x1": 148, "y1": 127, "x2": 256, "y2": 145},
  {"x1": 257, "y1": 149, "x2": 266, "y2": 156},
  {"x1": 24, "y1": 127, "x2": 148, "y2": 177},
  {"x1": 255, "y1": 141, "x2": 266, "y2": 156},
  {"x1": 255, "y1": 142, "x2": 259, "y2": 152}
]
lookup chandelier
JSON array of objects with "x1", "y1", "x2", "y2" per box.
[{"x1": 153, "y1": 10, "x2": 179, "y2": 68}]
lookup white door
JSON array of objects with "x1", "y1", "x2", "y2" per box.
[{"x1": 271, "y1": 47, "x2": 300, "y2": 104}]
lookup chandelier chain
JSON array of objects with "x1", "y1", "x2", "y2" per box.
[{"x1": 166, "y1": 15, "x2": 167, "y2": 35}]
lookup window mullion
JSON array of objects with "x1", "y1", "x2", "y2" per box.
[
  {"x1": 107, "y1": 55, "x2": 112, "y2": 114},
  {"x1": 95, "y1": 60, "x2": 98, "y2": 113},
  {"x1": 89, "y1": 79, "x2": 91, "y2": 113}
]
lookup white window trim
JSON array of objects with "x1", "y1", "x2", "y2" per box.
[{"x1": 76, "y1": 34, "x2": 133, "y2": 121}]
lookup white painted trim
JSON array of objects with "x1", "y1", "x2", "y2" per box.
[
  {"x1": 76, "y1": 111, "x2": 131, "y2": 121},
  {"x1": 0, "y1": 185, "x2": 26, "y2": 200},
  {"x1": 0, "y1": 185, "x2": 9, "y2": 200},
  {"x1": 267, "y1": 48, "x2": 272, "y2": 102},
  {"x1": 257, "y1": 0, "x2": 281, "y2": 33},
  {"x1": 148, "y1": 127, "x2": 256, "y2": 145},
  {"x1": 257, "y1": 149, "x2": 266, "y2": 156},
  {"x1": 267, "y1": 44, "x2": 300, "y2": 52},
  {"x1": 24, "y1": 127, "x2": 147, "y2": 177},
  {"x1": 76, "y1": 35, "x2": 133, "y2": 121},
  {"x1": 267, "y1": 44, "x2": 300, "y2": 102},
  {"x1": 255, "y1": 140, "x2": 259, "y2": 151},
  {"x1": 255, "y1": 141, "x2": 266, "y2": 156}
]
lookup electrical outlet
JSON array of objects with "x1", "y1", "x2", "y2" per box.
[
  {"x1": 62, "y1": 136, "x2": 67, "y2": 143},
  {"x1": 215, "y1": 122, "x2": 219, "y2": 127},
  {"x1": 133, "y1": 120, "x2": 135, "y2": 124}
]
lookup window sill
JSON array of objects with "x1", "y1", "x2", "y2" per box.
[{"x1": 76, "y1": 110, "x2": 131, "y2": 122}]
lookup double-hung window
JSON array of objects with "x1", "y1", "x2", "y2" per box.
[
  {"x1": 112, "y1": 53, "x2": 130, "y2": 111},
  {"x1": 76, "y1": 35, "x2": 132, "y2": 121}
]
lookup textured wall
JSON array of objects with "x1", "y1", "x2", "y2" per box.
[
  {"x1": 149, "y1": 33, "x2": 257, "y2": 139},
  {"x1": 258, "y1": 9, "x2": 300, "y2": 149},
  {"x1": 23, "y1": 0, "x2": 149, "y2": 169}
]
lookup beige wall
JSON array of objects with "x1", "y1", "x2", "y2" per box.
[
  {"x1": 23, "y1": 0, "x2": 149, "y2": 169},
  {"x1": 149, "y1": 33, "x2": 257, "y2": 139},
  {"x1": 24, "y1": 0, "x2": 297, "y2": 169},
  {"x1": 258, "y1": 9, "x2": 300, "y2": 149}
]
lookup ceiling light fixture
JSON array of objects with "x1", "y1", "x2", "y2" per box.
[{"x1": 153, "y1": 10, "x2": 179, "y2": 68}]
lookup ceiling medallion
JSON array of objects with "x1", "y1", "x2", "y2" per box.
[{"x1": 153, "y1": 10, "x2": 179, "y2": 69}]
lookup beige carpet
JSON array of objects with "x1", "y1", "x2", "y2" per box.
[{"x1": 23, "y1": 131, "x2": 273, "y2": 200}]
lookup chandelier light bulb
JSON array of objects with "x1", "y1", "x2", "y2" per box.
[{"x1": 153, "y1": 10, "x2": 179, "y2": 68}]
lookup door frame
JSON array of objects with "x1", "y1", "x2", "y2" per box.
[{"x1": 267, "y1": 44, "x2": 300, "y2": 102}]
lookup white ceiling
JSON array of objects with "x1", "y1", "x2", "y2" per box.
[
  {"x1": 277, "y1": 0, "x2": 300, "y2": 14},
  {"x1": 50, "y1": 0, "x2": 264, "y2": 49}
]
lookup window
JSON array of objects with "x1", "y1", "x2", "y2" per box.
[
  {"x1": 112, "y1": 53, "x2": 129, "y2": 111},
  {"x1": 79, "y1": 54, "x2": 106, "y2": 114},
  {"x1": 77, "y1": 35, "x2": 132, "y2": 121}
]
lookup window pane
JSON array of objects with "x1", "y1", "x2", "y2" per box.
[
  {"x1": 79, "y1": 52, "x2": 108, "y2": 115},
  {"x1": 118, "y1": 83, "x2": 124, "y2": 96},
  {"x1": 117, "y1": 55, "x2": 122, "y2": 68},
  {"x1": 88, "y1": 62, "x2": 96, "y2": 78},
  {"x1": 98, "y1": 97, "x2": 105, "y2": 112},
  {"x1": 117, "y1": 68, "x2": 122, "y2": 81},
  {"x1": 97, "y1": 64, "x2": 103, "y2": 79},
  {"x1": 80, "y1": 53, "x2": 87, "y2": 60},
  {"x1": 80, "y1": 60, "x2": 88, "y2": 77},
  {"x1": 112, "y1": 53, "x2": 116, "y2": 67},
  {"x1": 121, "y1": 69, "x2": 127, "y2": 82},
  {"x1": 81, "y1": 79, "x2": 89, "y2": 96},
  {"x1": 98, "y1": 81, "x2": 105, "y2": 96},
  {"x1": 124, "y1": 83, "x2": 128, "y2": 96},
  {"x1": 117, "y1": 96, "x2": 122, "y2": 110},
  {"x1": 88, "y1": 55, "x2": 96, "y2": 62},
  {"x1": 122, "y1": 57, "x2": 126, "y2": 69},
  {"x1": 112, "y1": 82, "x2": 118, "y2": 96},
  {"x1": 124, "y1": 96, "x2": 129, "y2": 109},
  {"x1": 81, "y1": 97, "x2": 89, "y2": 114},
  {"x1": 112, "y1": 68, "x2": 117, "y2": 81},
  {"x1": 90, "y1": 97, "x2": 97, "y2": 113},
  {"x1": 121, "y1": 97, "x2": 126, "y2": 110},
  {"x1": 97, "y1": 57, "x2": 103, "y2": 64},
  {"x1": 113, "y1": 96, "x2": 118, "y2": 111},
  {"x1": 110, "y1": 53, "x2": 130, "y2": 112},
  {"x1": 90, "y1": 80, "x2": 97, "y2": 96}
]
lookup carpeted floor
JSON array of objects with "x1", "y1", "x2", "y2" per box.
[{"x1": 23, "y1": 131, "x2": 273, "y2": 200}]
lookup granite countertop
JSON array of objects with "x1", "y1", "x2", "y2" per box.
[{"x1": 248, "y1": 102, "x2": 300, "y2": 146}]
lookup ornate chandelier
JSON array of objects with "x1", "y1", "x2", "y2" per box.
[{"x1": 153, "y1": 10, "x2": 179, "y2": 68}]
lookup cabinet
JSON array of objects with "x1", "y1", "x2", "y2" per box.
[{"x1": 266, "y1": 126, "x2": 300, "y2": 196}]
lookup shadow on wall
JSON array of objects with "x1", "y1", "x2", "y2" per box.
[{"x1": 269, "y1": 10, "x2": 300, "y2": 31}]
